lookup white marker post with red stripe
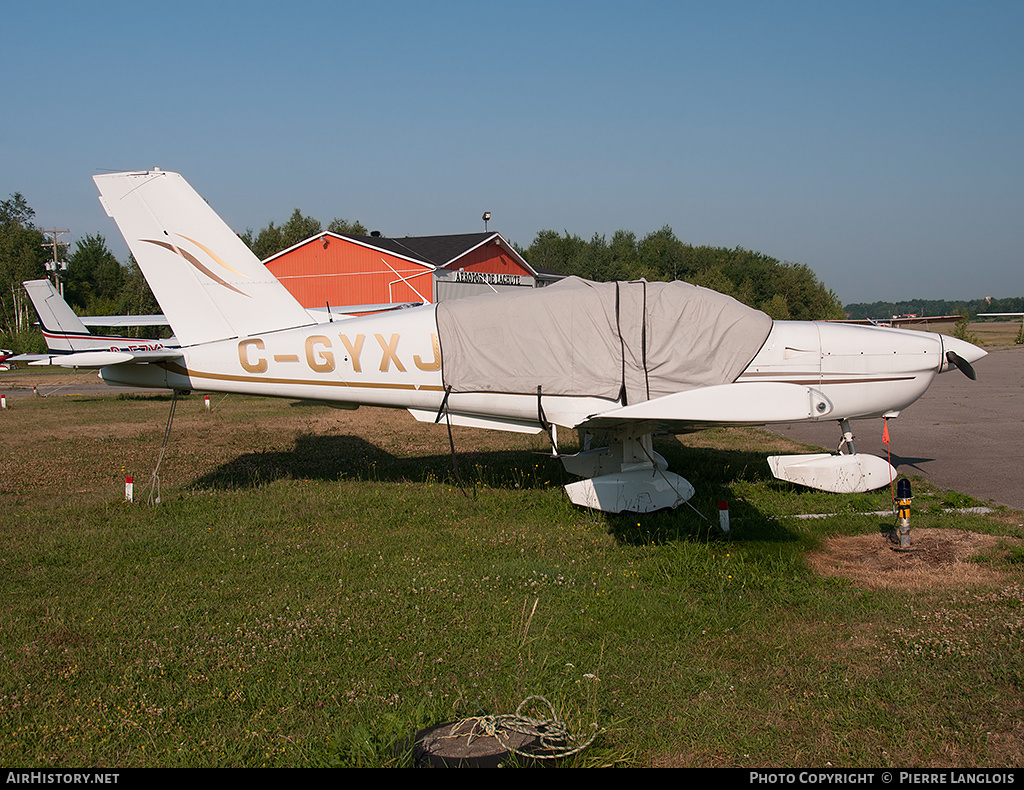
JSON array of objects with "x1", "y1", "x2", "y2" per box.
[{"x1": 718, "y1": 500, "x2": 730, "y2": 533}]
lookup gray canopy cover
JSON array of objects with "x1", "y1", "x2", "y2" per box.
[{"x1": 435, "y1": 277, "x2": 773, "y2": 405}]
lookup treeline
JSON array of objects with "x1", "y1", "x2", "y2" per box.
[
  {"x1": 240, "y1": 209, "x2": 367, "y2": 261},
  {"x1": 845, "y1": 297, "x2": 1024, "y2": 321},
  {"x1": 232, "y1": 211, "x2": 849, "y2": 321},
  {"x1": 4, "y1": 191, "x2": 879, "y2": 354},
  {"x1": 520, "y1": 227, "x2": 846, "y2": 320}
]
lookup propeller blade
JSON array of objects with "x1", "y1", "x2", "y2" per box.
[{"x1": 946, "y1": 350, "x2": 977, "y2": 380}]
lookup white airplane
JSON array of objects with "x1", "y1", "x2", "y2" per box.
[
  {"x1": 51, "y1": 169, "x2": 987, "y2": 513},
  {"x1": 11, "y1": 278, "x2": 176, "y2": 365}
]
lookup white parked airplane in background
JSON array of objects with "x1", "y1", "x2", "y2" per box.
[
  {"x1": 12, "y1": 276, "x2": 389, "y2": 367},
  {"x1": 11, "y1": 278, "x2": 174, "y2": 365},
  {"x1": 50, "y1": 169, "x2": 986, "y2": 513}
]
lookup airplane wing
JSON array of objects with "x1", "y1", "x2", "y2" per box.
[
  {"x1": 308, "y1": 302, "x2": 423, "y2": 318},
  {"x1": 578, "y1": 381, "x2": 833, "y2": 432},
  {"x1": 79, "y1": 315, "x2": 169, "y2": 327},
  {"x1": 829, "y1": 316, "x2": 962, "y2": 327}
]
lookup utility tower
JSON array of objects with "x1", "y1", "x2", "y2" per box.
[{"x1": 41, "y1": 229, "x2": 70, "y2": 295}]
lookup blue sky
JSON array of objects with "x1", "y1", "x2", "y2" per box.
[{"x1": 2, "y1": 1, "x2": 1021, "y2": 304}]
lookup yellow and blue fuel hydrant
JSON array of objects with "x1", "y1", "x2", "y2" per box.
[{"x1": 895, "y1": 478, "x2": 913, "y2": 548}]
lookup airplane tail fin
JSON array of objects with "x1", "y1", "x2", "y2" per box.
[
  {"x1": 93, "y1": 170, "x2": 314, "y2": 347},
  {"x1": 22, "y1": 279, "x2": 93, "y2": 353}
]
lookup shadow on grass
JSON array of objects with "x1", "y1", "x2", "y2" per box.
[
  {"x1": 604, "y1": 434, "x2": 804, "y2": 546},
  {"x1": 188, "y1": 431, "x2": 801, "y2": 545},
  {"x1": 189, "y1": 432, "x2": 558, "y2": 491}
]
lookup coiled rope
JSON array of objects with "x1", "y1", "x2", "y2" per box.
[{"x1": 432, "y1": 695, "x2": 601, "y2": 762}]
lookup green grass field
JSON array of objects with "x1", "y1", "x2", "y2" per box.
[{"x1": 1, "y1": 383, "x2": 1022, "y2": 767}]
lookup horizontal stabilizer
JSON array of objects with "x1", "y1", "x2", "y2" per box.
[
  {"x1": 48, "y1": 349, "x2": 184, "y2": 369},
  {"x1": 584, "y1": 382, "x2": 833, "y2": 429},
  {"x1": 767, "y1": 453, "x2": 896, "y2": 494}
]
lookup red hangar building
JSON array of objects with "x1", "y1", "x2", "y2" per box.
[{"x1": 263, "y1": 231, "x2": 560, "y2": 314}]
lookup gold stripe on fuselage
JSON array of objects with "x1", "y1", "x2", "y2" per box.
[{"x1": 159, "y1": 360, "x2": 445, "y2": 392}]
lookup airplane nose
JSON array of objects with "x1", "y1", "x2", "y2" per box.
[{"x1": 941, "y1": 334, "x2": 987, "y2": 378}]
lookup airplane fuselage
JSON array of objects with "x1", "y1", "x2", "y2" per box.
[{"x1": 100, "y1": 305, "x2": 973, "y2": 431}]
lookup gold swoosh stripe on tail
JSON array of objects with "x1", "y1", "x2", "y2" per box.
[{"x1": 141, "y1": 239, "x2": 249, "y2": 297}]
